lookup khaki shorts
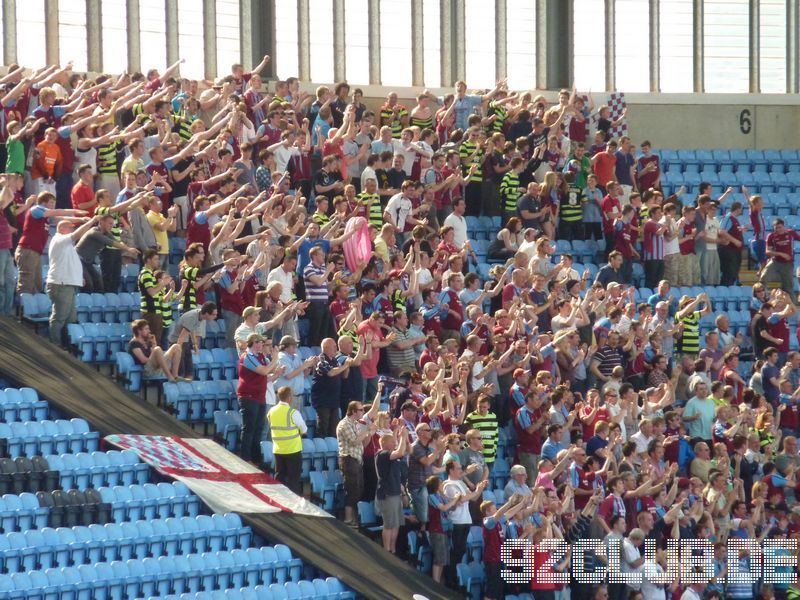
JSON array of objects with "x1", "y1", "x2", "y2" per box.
[
  {"x1": 429, "y1": 531, "x2": 449, "y2": 566},
  {"x1": 376, "y1": 494, "x2": 404, "y2": 529}
]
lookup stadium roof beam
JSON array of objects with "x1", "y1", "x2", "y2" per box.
[
  {"x1": 2, "y1": 0, "x2": 16, "y2": 65},
  {"x1": 453, "y1": 0, "x2": 466, "y2": 82},
  {"x1": 749, "y1": 0, "x2": 759, "y2": 93}
]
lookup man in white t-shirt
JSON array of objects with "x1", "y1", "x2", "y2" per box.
[
  {"x1": 442, "y1": 461, "x2": 487, "y2": 572},
  {"x1": 47, "y1": 216, "x2": 99, "y2": 346},
  {"x1": 660, "y1": 203, "x2": 681, "y2": 286},
  {"x1": 443, "y1": 197, "x2": 469, "y2": 247},
  {"x1": 269, "y1": 130, "x2": 300, "y2": 173},
  {"x1": 621, "y1": 529, "x2": 645, "y2": 591}
]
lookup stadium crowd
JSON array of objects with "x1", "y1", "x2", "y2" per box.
[{"x1": 1, "y1": 56, "x2": 800, "y2": 600}]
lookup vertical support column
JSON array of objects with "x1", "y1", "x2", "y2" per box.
[
  {"x1": 44, "y1": 0, "x2": 59, "y2": 65},
  {"x1": 127, "y1": 0, "x2": 141, "y2": 73},
  {"x1": 2, "y1": 0, "x2": 15, "y2": 65},
  {"x1": 539, "y1": 0, "x2": 572, "y2": 90},
  {"x1": 495, "y1": 0, "x2": 507, "y2": 80},
  {"x1": 692, "y1": 0, "x2": 703, "y2": 92},
  {"x1": 241, "y1": 0, "x2": 275, "y2": 80},
  {"x1": 749, "y1": 0, "x2": 759, "y2": 93},
  {"x1": 333, "y1": 0, "x2": 346, "y2": 81},
  {"x1": 86, "y1": 0, "x2": 102, "y2": 72},
  {"x1": 203, "y1": 0, "x2": 217, "y2": 79},
  {"x1": 297, "y1": 0, "x2": 311, "y2": 81},
  {"x1": 165, "y1": 0, "x2": 179, "y2": 67},
  {"x1": 605, "y1": 0, "x2": 615, "y2": 91},
  {"x1": 649, "y1": 0, "x2": 659, "y2": 92},
  {"x1": 368, "y1": 0, "x2": 381, "y2": 84},
  {"x1": 411, "y1": 0, "x2": 424, "y2": 86},
  {"x1": 440, "y1": 0, "x2": 453, "y2": 86},
  {"x1": 453, "y1": 0, "x2": 466, "y2": 82},
  {"x1": 788, "y1": 0, "x2": 799, "y2": 93}
]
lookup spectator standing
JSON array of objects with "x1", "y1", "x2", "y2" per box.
[
  {"x1": 442, "y1": 461, "x2": 488, "y2": 582},
  {"x1": 761, "y1": 217, "x2": 800, "y2": 293},
  {"x1": 337, "y1": 400, "x2": 377, "y2": 527},
  {"x1": 311, "y1": 338, "x2": 357, "y2": 438},
  {"x1": 267, "y1": 385, "x2": 307, "y2": 495},
  {"x1": 236, "y1": 333, "x2": 283, "y2": 462},
  {"x1": 46, "y1": 216, "x2": 98, "y2": 345},
  {"x1": 375, "y1": 427, "x2": 409, "y2": 553},
  {"x1": 168, "y1": 301, "x2": 218, "y2": 380}
]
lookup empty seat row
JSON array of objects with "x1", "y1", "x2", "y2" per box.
[
  {"x1": 300, "y1": 438, "x2": 338, "y2": 479},
  {"x1": 164, "y1": 381, "x2": 238, "y2": 422},
  {"x1": 0, "y1": 458, "x2": 58, "y2": 496},
  {"x1": 194, "y1": 349, "x2": 239, "y2": 382},
  {"x1": 75, "y1": 293, "x2": 141, "y2": 324},
  {"x1": 0, "y1": 514, "x2": 251, "y2": 574},
  {"x1": 35, "y1": 489, "x2": 112, "y2": 529},
  {"x1": 0, "y1": 545, "x2": 303, "y2": 600},
  {"x1": 44, "y1": 451, "x2": 150, "y2": 490},
  {"x1": 139, "y1": 577, "x2": 356, "y2": 600},
  {"x1": 0, "y1": 493, "x2": 48, "y2": 534},
  {"x1": 0, "y1": 389, "x2": 48, "y2": 423},
  {"x1": 97, "y1": 483, "x2": 201, "y2": 523},
  {"x1": 0, "y1": 420, "x2": 99, "y2": 458},
  {"x1": 69, "y1": 323, "x2": 131, "y2": 364}
]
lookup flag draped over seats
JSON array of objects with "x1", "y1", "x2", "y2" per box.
[{"x1": 105, "y1": 434, "x2": 330, "y2": 518}]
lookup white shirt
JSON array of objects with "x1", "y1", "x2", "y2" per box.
[
  {"x1": 273, "y1": 145, "x2": 300, "y2": 173},
  {"x1": 385, "y1": 193, "x2": 413, "y2": 231},
  {"x1": 621, "y1": 538, "x2": 643, "y2": 590},
  {"x1": 414, "y1": 267, "x2": 433, "y2": 307},
  {"x1": 393, "y1": 140, "x2": 417, "y2": 176},
  {"x1": 705, "y1": 216, "x2": 720, "y2": 250},
  {"x1": 442, "y1": 478, "x2": 471, "y2": 524},
  {"x1": 444, "y1": 213, "x2": 468, "y2": 247},
  {"x1": 629, "y1": 431, "x2": 653, "y2": 464},
  {"x1": 47, "y1": 233, "x2": 83, "y2": 286},
  {"x1": 660, "y1": 216, "x2": 680, "y2": 256},
  {"x1": 267, "y1": 265, "x2": 294, "y2": 304},
  {"x1": 361, "y1": 166, "x2": 377, "y2": 190},
  {"x1": 640, "y1": 560, "x2": 666, "y2": 600},
  {"x1": 267, "y1": 401, "x2": 308, "y2": 435},
  {"x1": 680, "y1": 588, "x2": 702, "y2": 600},
  {"x1": 518, "y1": 240, "x2": 537, "y2": 260}
]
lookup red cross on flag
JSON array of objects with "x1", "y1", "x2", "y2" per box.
[{"x1": 105, "y1": 434, "x2": 330, "y2": 518}]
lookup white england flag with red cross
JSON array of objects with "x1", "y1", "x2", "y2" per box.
[{"x1": 105, "y1": 434, "x2": 330, "y2": 518}]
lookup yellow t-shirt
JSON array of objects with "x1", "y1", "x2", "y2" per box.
[{"x1": 147, "y1": 210, "x2": 169, "y2": 255}]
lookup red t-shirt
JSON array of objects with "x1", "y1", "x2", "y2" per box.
[
  {"x1": 580, "y1": 405, "x2": 610, "y2": 440},
  {"x1": 614, "y1": 222, "x2": 635, "y2": 258},
  {"x1": 766, "y1": 229, "x2": 800, "y2": 263},
  {"x1": 593, "y1": 152, "x2": 617, "y2": 189},
  {"x1": 71, "y1": 181, "x2": 96, "y2": 216},
  {"x1": 601, "y1": 196, "x2": 621, "y2": 234},
  {"x1": 357, "y1": 320, "x2": 383, "y2": 379}
]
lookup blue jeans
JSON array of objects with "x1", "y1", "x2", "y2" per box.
[
  {"x1": 409, "y1": 486, "x2": 429, "y2": 524},
  {"x1": 237, "y1": 398, "x2": 267, "y2": 462},
  {"x1": 751, "y1": 238, "x2": 767, "y2": 267},
  {"x1": 0, "y1": 249, "x2": 15, "y2": 315}
]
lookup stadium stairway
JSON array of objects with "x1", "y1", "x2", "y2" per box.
[{"x1": 0, "y1": 317, "x2": 458, "y2": 600}]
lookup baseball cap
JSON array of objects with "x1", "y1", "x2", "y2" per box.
[
  {"x1": 279, "y1": 335, "x2": 298, "y2": 349},
  {"x1": 513, "y1": 368, "x2": 527, "y2": 379}
]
